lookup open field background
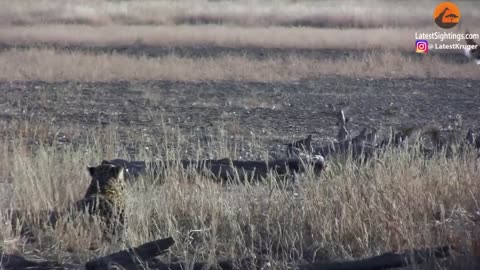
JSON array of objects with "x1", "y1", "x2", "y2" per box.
[
  {"x1": 1, "y1": 0, "x2": 480, "y2": 269},
  {"x1": 0, "y1": 0, "x2": 479, "y2": 81}
]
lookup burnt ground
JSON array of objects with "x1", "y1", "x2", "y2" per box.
[{"x1": 1, "y1": 76, "x2": 479, "y2": 159}]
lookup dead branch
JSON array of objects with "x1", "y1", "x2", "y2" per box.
[
  {"x1": 85, "y1": 236, "x2": 175, "y2": 270},
  {"x1": 295, "y1": 245, "x2": 452, "y2": 270},
  {"x1": 0, "y1": 254, "x2": 63, "y2": 270}
]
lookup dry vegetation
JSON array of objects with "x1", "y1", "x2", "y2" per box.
[
  {"x1": 1, "y1": 0, "x2": 480, "y2": 269},
  {"x1": 1, "y1": 121, "x2": 480, "y2": 268},
  {"x1": 0, "y1": 48, "x2": 478, "y2": 82}
]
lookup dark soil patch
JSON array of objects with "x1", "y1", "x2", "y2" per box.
[{"x1": 0, "y1": 77, "x2": 478, "y2": 152}]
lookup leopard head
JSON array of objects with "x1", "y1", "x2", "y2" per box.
[{"x1": 86, "y1": 163, "x2": 125, "y2": 195}]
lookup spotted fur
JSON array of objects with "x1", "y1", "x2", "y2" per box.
[{"x1": 76, "y1": 163, "x2": 127, "y2": 238}]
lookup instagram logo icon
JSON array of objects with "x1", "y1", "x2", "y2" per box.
[{"x1": 416, "y1": 40, "x2": 429, "y2": 53}]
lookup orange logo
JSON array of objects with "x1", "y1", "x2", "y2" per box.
[{"x1": 433, "y1": 2, "x2": 461, "y2": 29}]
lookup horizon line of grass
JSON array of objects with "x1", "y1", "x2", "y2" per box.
[{"x1": 0, "y1": 48, "x2": 477, "y2": 82}]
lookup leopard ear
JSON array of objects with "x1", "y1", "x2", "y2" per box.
[
  {"x1": 112, "y1": 166, "x2": 124, "y2": 179},
  {"x1": 87, "y1": 166, "x2": 96, "y2": 177}
]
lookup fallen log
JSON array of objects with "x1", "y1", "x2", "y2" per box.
[
  {"x1": 225, "y1": 158, "x2": 325, "y2": 177},
  {"x1": 85, "y1": 236, "x2": 175, "y2": 270},
  {"x1": 295, "y1": 245, "x2": 452, "y2": 270},
  {"x1": 0, "y1": 254, "x2": 64, "y2": 270},
  {"x1": 102, "y1": 158, "x2": 230, "y2": 178},
  {"x1": 102, "y1": 157, "x2": 325, "y2": 183}
]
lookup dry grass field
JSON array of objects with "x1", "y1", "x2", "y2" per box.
[{"x1": 1, "y1": 0, "x2": 480, "y2": 269}]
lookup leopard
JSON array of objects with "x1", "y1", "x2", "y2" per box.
[
  {"x1": 8, "y1": 162, "x2": 127, "y2": 242},
  {"x1": 75, "y1": 162, "x2": 127, "y2": 239}
]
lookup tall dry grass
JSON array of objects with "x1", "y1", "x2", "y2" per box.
[
  {"x1": 0, "y1": 120, "x2": 479, "y2": 268},
  {"x1": 0, "y1": 48, "x2": 477, "y2": 82}
]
